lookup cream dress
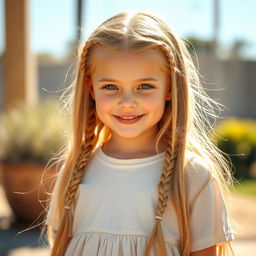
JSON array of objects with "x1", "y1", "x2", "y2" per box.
[{"x1": 46, "y1": 146, "x2": 235, "y2": 255}]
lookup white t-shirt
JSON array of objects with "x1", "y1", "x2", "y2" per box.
[{"x1": 46, "y1": 146, "x2": 234, "y2": 255}]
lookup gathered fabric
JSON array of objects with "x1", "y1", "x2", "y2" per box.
[{"x1": 65, "y1": 230, "x2": 180, "y2": 256}]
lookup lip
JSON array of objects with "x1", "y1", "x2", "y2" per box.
[{"x1": 113, "y1": 114, "x2": 144, "y2": 124}]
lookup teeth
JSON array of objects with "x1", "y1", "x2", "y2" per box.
[{"x1": 120, "y1": 116, "x2": 138, "y2": 119}]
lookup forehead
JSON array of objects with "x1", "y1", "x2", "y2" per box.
[{"x1": 89, "y1": 47, "x2": 169, "y2": 78}]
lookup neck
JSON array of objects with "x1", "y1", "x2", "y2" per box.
[{"x1": 102, "y1": 126, "x2": 165, "y2": 159}]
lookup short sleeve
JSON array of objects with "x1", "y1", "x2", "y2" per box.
[{"x1": 190, "y1": 176, "x2": 235, "y2": 252}]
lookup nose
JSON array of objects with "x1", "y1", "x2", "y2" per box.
[{"x1": 118, "y1": 92, "x2": 137, "y2": 109}]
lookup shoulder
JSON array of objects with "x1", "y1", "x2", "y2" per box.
[
  {"x1": 185, "y1": 150, "x2": 213, "y2": 181},
  {"x1": 185, "y1": 150, "x2": 214, "y2": 204}
]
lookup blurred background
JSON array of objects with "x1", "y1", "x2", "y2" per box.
[{"x1": 0, "y1": 0, "x2": 255, "y2": 255}]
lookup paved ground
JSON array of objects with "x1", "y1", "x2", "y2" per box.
[{"x1": 0, "y1": 185, "x2": 255, "y2": 256}]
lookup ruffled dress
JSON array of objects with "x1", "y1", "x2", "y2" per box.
[{"x1": 46, "y1": 147, "x2": 235, "y2": 255}]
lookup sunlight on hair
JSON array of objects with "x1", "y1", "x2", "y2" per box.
[{"x1": 40, "y1": 11, "x2": 235, "y2": 256}]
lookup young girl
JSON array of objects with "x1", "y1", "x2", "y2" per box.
[{"x1": 44, "y1": 11, "x2": 235, "y2": 256}]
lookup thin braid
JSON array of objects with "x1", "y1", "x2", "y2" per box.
[
  {"x1": 49, "y1": 109, "x2": 96, "y2": 256},
  {"x1": 49, "y1": 42, "x2": 99, "y2": 255},
  {"x1": 144, "y1": 136, "x2": 178, "y2": 256},
  {"x1": 65, "y1": 40, "x2": 99, "y2": 207},
  {"x1": 155, "y1": 44, "x2": 179, "y2": 218},
  {"x1": 160, "y1": 41, "x2": 192, "y2": 255},
  {"x1": 80, "y1": 40, "x2": 98, "y2": 73},
  {"x1": 156, "y1": 142, "x2": 178, "y2": 217},
  {"x1": 144, "y1": 44, "x2": 180, "y2": 256},
  {"x1": 159, "y1": 43, "x2": 176, "y2": 73},
  {"x1": 66, "y1": 108, "x2": 96, "y2": 207}
]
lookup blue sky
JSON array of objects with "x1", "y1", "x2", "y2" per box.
[{"x1": 0, "y1": 0, "x2": 256, "y2": 60}]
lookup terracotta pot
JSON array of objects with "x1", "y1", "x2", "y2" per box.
[{"x1": 0, "y1": 162, "x2": 57, "y2": 223}]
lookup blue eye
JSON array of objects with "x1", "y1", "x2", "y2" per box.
[
  {"x1": 102, "y1": 84, "x2": 118, "y2": 90},
  {"x1": 101, "y1": 83, "x2": 154, "y2": 91},
  {"x1": 139, "y1": 84, "x2": 154, "y2": 89}
]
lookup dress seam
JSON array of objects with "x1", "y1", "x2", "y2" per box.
[
  {"x1": 74, "y1": 228, "x2": 149, "y2": 237},
  {"x1": 73, "y1": 229, "x2": 179, "y2": 246}
]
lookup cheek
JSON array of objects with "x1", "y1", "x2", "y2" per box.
[
  {"x1": 95, "y1": 95, "x2": 113, "y2": 116},
  {"x1": 143, "y1": 95, "x2": 166, "y2": 123},
  {"x1": 144, "y1": 95, "x2": 165, "y2": 113}
]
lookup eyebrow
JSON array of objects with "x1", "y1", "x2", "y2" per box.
[{"x1": 97, "y1": 77, "x2": 159, "y2": 83}]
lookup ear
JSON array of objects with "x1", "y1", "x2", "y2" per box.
[
  {"x1": 166, "y1": 94, "x2": 171, "y2": 101},
  {"x1": 86, "y1": 77, "x2": 95, "y2": 100}
]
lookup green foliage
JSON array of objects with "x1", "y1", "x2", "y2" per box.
[
  {"x1": 210, "y1": 117, "x2": 256, "y2": 179},
  {"x1": 0, "y1": 98, "x2": 70, "y2": 164}
]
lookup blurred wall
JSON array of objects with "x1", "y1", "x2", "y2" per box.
[
  {"x1": 38, "y1": 62, "x2": 73, "y2": 99},
  {"x1": 197, "y1": 53, "x2": 256, "y2": 118},
  {"x1": 0, "y1": 53, "x2": 255, "y2": 118},
  {"x1": 0, "y1": 56, "x2": 4, "y2": 111}
]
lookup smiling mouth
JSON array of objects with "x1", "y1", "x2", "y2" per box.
[
  {"x1": 115, "y1": 115, "x2": 144, "y2": 119},
  {"x1": 113, "y1": 114, "x2": 144, "y2": 123}
]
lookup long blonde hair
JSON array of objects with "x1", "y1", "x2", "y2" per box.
[{"x1": 43, "y1": 11, "x2": 234, "y2": 255}]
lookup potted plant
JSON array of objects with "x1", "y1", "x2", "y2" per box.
[{"x1": 0, "y1": 98, "x2": 70, "y2": 223}]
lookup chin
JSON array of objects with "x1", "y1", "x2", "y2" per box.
[{"x1": 113, "y1": 130, "x2": 143, "y2": 139}]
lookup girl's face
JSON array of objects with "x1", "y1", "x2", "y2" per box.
[{"x1": 89, "y1": 48, "x2": 171, "y2": 141}]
